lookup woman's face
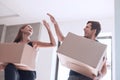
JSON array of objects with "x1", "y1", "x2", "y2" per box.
[{"x1": 21, "y1": 25, "x2": 33, "y2": 36}]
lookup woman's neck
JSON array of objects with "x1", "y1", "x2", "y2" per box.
[{"x1": 21, "y1": 34, "x2": 31, "y2": 43}]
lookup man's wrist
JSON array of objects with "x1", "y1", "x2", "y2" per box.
[{"x1": 53, "y1": 22, "x2": 57, "y2": 25}]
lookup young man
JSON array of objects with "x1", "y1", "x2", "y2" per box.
[{"x1": 47, "y1": 13, "x2": 107, "y2": 80}]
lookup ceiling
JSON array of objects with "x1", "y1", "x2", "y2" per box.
[{"x1": 0, "y1": 0, "x2": 114, "y2": 25}]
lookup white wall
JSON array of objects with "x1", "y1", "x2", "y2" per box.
[
  {"x1": 35, "y1": 24, "x2": 57, "y2": 80},
  {"x1": 115, "y1": 0, "x2": 120, "y2": 80}
]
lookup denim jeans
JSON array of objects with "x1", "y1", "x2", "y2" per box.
[
  {"x1": 68, "y1": 75, "x2": 93, "y2": 80},
  {"x1": 5, "y1": 63, "x2": 36, "y2": 80}
]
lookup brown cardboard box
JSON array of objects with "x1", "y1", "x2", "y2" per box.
[
  {"x1": 57, "y1": 32, "x2": 107, "y2": 79},
  {"x1": 0, "y1": 43, "x2": 36, "y2": 69}
]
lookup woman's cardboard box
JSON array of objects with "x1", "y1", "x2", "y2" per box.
[{"x1": 0, "y1": 43, "x2": 36, "y2": 68}]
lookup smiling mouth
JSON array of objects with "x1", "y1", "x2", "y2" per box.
[{"x1": 29, "y1": 30, "x2": 32, "y2": 32}]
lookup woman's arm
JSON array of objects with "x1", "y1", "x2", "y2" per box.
[
  {"x1": 0, "y1": 63, "x2": 7, "y2": 71},
  {"x1": 33, "y1": 20, "x2": 56, "y2": 47},
  {"x1": 47, "y1": 13, "x2": 65, "y2": 42},
  {"x1": 0, "y1": 64, "x2": 4, "y2": 71}
]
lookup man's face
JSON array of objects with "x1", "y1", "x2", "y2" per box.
[{"x1": 83, "y1": 23, "x2": 95, "y2": 39}]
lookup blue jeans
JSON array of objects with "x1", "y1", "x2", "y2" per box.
[
  {"x1": 68, "y1": 75, "x2": 93, "y2": 80},
  {"x1": 68, "y1": 70, "x2": 93, "y2": 80},
  {"x1": 5, "y1": 63, "x2": 36, "y2": 80}
]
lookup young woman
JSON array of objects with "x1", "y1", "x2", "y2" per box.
[{"x1": 1, "y1": 20, "x2": 56, "y2": 80}]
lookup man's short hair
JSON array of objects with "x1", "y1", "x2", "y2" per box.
[{"x1": 87, "y1": 21, "x2": 101, "y2": 37}]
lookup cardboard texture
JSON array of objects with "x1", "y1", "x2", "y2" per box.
[
  {"x1": 57, "y1": 32, "x2": 107, "y2": 79},
  {"x1": 0, "y1": 71, "x2": 4, "y2": 80},
  {"x1": 0, "y1": 43, "x2": 36, "y2": 69}
]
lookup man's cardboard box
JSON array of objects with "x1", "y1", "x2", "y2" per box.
[
  {"x1": 0, "y1": 43, "x2": 36, "y2": 69},
  {"x1": 57, "y1": 32, "x2": 107, "y2": 79}
]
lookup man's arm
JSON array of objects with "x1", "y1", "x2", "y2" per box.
[
  {"x1": 93, "y1": 59, "x2": 107, "y2": 80},
  {"x1": 47, "y1": 13, "x2": 65, "y2": 42}
]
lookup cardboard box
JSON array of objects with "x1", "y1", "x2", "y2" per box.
[
  {"x1": 0, "y1": 43, "x2": 36, "y2": 69},
  {"x1": 57, "y1": 32, "x2": 107, "y2": 79}
]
